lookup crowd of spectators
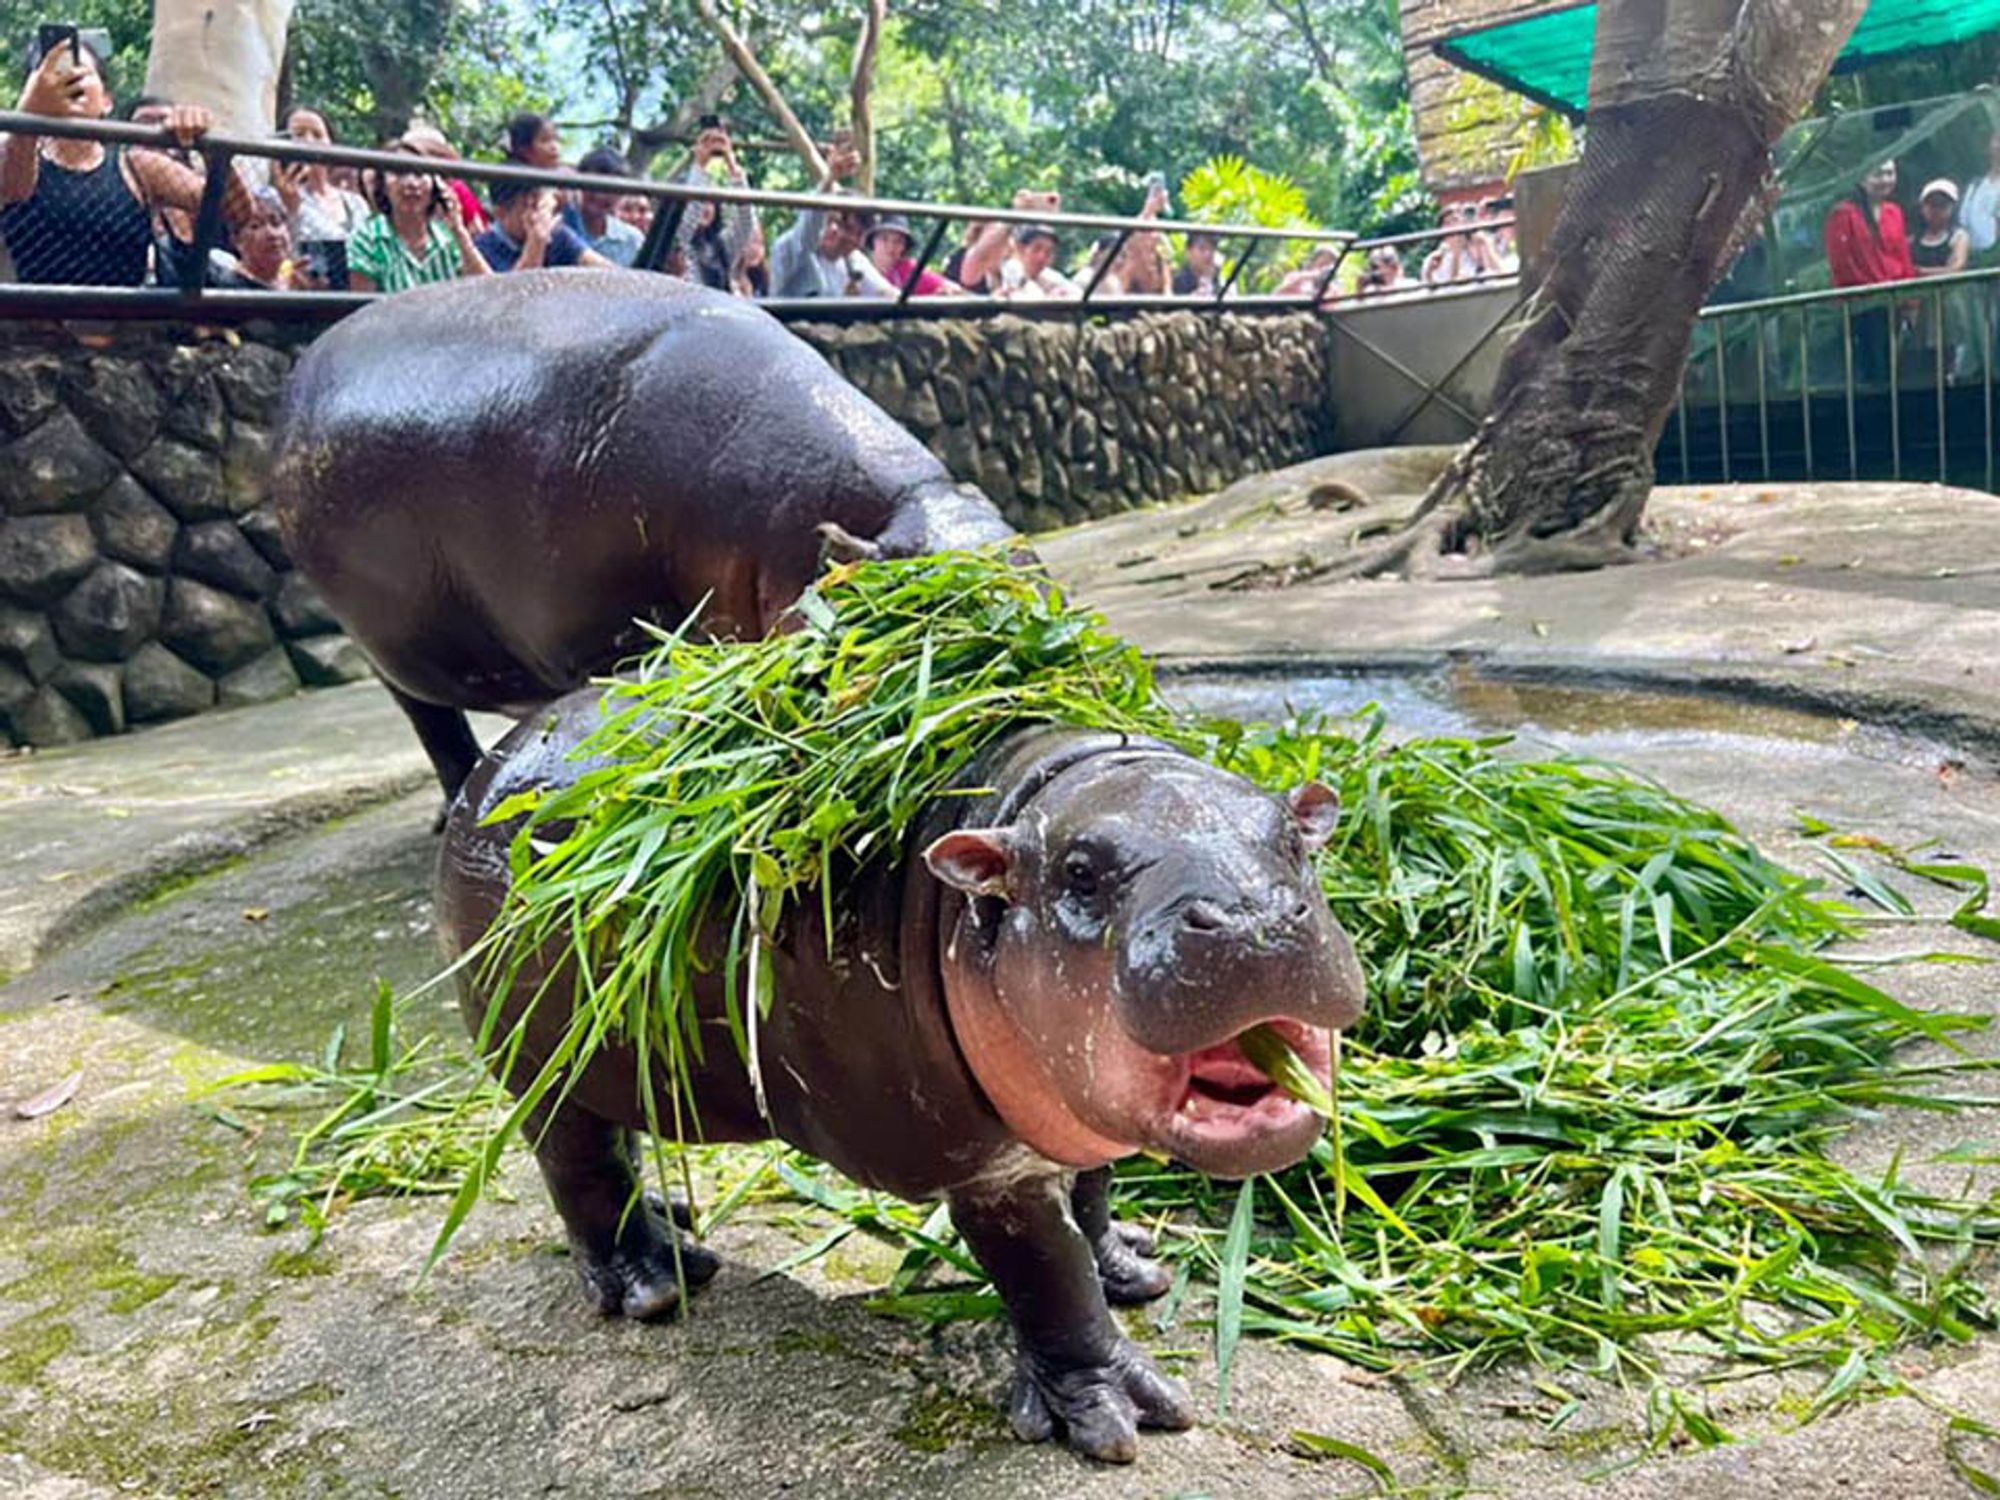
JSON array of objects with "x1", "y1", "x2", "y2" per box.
[
  {"x1": 1418, "y1": 200, "x2": 1517, "y2": 287},
  {"x1": 1821, "y1": 139, "x2": 2000, "y2": 383},
  {"x1": 0, "y1": 36, "x2": 1524, "y2": 309}
]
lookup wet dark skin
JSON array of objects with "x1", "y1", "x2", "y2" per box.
[
  {"x1": 272, "y1": 271, "x2": 1016, "y2": 801},
  {"x1": 438, "y1": 701, "x2": 1366, "y2": 1462}
]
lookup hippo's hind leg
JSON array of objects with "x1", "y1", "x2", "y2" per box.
[
  {"x1": 529, "y1": 1097, "x2": 719, "y2": 1321},
  {"x1": 1072, "y1": 1168, "x2": 1171, "y2": 1305},
  {"x1": 386, "y1": 686, "x2": 483, "y2": 817},
  {"x1": 951, "y1": 1174, "x2": 1192, "y2": 1463}
]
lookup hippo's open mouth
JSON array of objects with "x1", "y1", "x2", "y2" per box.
[{"x1": 1155, "y1": 1017, "x2": 1332, "y2": 1178}]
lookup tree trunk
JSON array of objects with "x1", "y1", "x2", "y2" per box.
[
  {"x1": 1351, "y1": 0, "x2": 1867, "y2": 579},
  {"x1": 850, "y1": 0, "x2": 888, "y2": 195},
  {"x1": 693, "y1": 0, "x2": 829, "y2": 183},
  {"x1": 145, "y1": 0, "x2": 296, "y2": 137}
]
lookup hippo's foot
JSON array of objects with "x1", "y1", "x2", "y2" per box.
[
  {"x1": 1069, "y1": 1169, "x2": 1171, "y2": 1305},
  {"x1": 573, "y1": 1204, "x2": 720, "y2": 1322},
  {"x1": 1006, "y1": 1337, "x2": 1194, "y2": 1463},
  {"x1": 1089, "y1": 1219, "x2": 1172, "y2": 1306}
]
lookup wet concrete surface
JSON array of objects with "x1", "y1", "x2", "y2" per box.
[{"x1": 6, "y1": 661, "x2": 2000, "y2": 1497}]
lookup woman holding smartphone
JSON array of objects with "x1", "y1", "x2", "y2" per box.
[
  {"x1": 0, "y1": 32, "x2": 253, "y2": 285},
  {"x1": 347, "y1": 138, "x2": 490, "y2": 293},
  {"x1": 273, "y1": 107, "x2": 369, "y2": 285}
]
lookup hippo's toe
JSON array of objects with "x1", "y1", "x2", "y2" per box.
[
  {"x1": 573, "y1": 1206, "x2": 720, "y2": 1322},
  {"x1": 1007, "y1": 1337, "x2": 1194, "y2": 1463},
  {"x1": 1089, "y1": 1220, "x2": 1173, "y2": 1306}
]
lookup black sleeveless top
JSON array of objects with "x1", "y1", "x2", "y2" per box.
[
  {"x1": 1913, "y1": 233, "x2": 1956, "y2": 270},
  {"x1": 0, "y1": 146, "x2": 154, "y2": 286}
]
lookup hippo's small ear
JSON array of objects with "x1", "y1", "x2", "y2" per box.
[
  {"x1": 923, "y1": 828, "x2": 1017, "y2": 898},
  {"x1": 1288, "y1": 782, "x2": 1341, "y2": 851},
  {"x1": 817, "y1": 521, "x2": 884, "y2": 567}
]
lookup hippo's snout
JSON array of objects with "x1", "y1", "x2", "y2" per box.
[
  {"x1": 1118, "y1": 882, "x2": 1363, "y2": 1057},
  {"x1": 1174, "y1": 883, "x2": 1317, "y2": 942}
]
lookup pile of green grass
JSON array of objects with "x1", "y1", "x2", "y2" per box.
[{"x1": 222, "y1": 549, "x2": 2000, "y2": 1422}]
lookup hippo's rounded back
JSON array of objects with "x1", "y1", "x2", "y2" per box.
[{"x1": 273, "y1": 271, "x2": 1013, "y2": 719}]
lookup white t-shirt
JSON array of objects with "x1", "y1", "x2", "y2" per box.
[
  {"x1": 291, "y1": 185, "x2": 371, "y2": 244},
  {"x1": 999, "y1": 256, "x2": 1079, "y2": 300},
  {"x1": 1961, "y1": 173, "x2": 2000, "y2": 254}
]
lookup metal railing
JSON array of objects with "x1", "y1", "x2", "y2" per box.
[
  {"x1": 1666, "y1": 265, "x2": 2000, "y2": 494},
  {"x1": 0, "y1": 110, "x2": 1512, "y2": 327}
]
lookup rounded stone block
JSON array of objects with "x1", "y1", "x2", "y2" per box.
[
  {"x1": 9, "y1": 682, "x2": 91, "y2": 746},
  {"x1": 222, "y1": 427, "x2": 273, "y2": 517},
  {"x1": 0, "y1": 604, "x2": 59, "y2": 681},
  {"x1": 132, "y1": 439, "x2": 229, "y2": 522},
  {"x1": 271, "y1": 572, "x2": 339, "y2": 638},
  {"x1": 237, "y1": 504, "x2": 291, "y2": 570},
  {"x1": 65, "y1": 355, "x2": 163, "y2": 460},
  {"x1": 158, "y1": 358, "x2": 227, "y2": 451},
  {"x1": 88, "y1": 475, "x2": 179, "y2": 573},
  {"x1": 122, "y1": 641, "x2": 216, "y2": 724},
  {"x1": 218, "y1": 648, "x2": 301, "y2": 709},
  {"x1": 0, "y1": 411, "x2": 120, "y2": 513},
  {"x1": 214, "y1": 344, "x2": 291, "y2": 426},
  {"x1": 173, "y1": 520, "x2": 276, "y2": 601},
  {"x1": 287, "y1": 633, "x2": 373, "y2": 687},
  {"x1": 51, "y1": 659, "x2": 124, "y2": 735},
  {"x1": 0, "y1": 353, "x2": 60, "y2": 436},
  {"x1": 160, "y1": 577, "x2": 276, "y2": 676},
  {"x1": 0, "y1": 514, "x2": 98, "y2": 607},
  {"x1": 50, "y1": 562, "x2": 165, "y2": 663}
]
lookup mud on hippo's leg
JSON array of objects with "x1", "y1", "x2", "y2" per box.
[
  {"x1": 950, "y1": 1175, "x2": 1193, "y2": 1464},
  {"x1": 529, "y1": 1099, "x2": 718, "y2": 1321},
  {"x1": 1071, "y1": 1167, "x2": 1171, "y2": 1306}
]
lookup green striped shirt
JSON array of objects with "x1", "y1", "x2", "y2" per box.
[{"x1": 349, "y1": 214, "x2": 463, "y2": 293}]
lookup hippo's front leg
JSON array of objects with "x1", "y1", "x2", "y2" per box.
[
  {"x1": 950, "y1": 1174, "x2": 1194, "y2": 1463},
  {"x1": 1071, "y1": 1167, "x2": 1172, "y2": 1305}
]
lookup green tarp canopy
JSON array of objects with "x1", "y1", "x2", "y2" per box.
[{"x1": 1435, "y1": 0, "x2": 2000, "y2": 117}]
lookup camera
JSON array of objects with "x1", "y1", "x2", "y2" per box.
[{"x1": 697, "y1": 113, "x2": 722, "y2": 131}]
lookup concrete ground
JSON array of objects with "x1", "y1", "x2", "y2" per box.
[{"x1": 6, "y1": 460, "x2": 2000, "y2": 1498}]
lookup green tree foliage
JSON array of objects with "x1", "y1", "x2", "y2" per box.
[
  {"x1": 537, "y1": 0, "x2": 1430, "y2": 233},
  {"x1": 0, "y1": 0, "x2": 1426, "y2": 233},
  {"x1": 0, "y1": 0, "x2": 553, "y2": 146}
]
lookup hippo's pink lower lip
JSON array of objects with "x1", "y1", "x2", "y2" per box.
[{"x1": 1148, "y1": 1019, "x2": 1333, "y2": 1177}]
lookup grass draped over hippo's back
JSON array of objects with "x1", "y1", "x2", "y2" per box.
[
  {"x1": 292, "y1": 548, "x2": 1998, "y2": 1408},
  {"x1": 439, "y1": 553, "x2": 1183, "y2": 1250}
]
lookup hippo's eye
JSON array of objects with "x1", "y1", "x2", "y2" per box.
[{"x1": 1063, "y1": 850, "x2": 1101, "y2": 899}]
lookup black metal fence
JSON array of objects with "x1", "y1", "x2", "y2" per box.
[
  {"x1": 0, "y1": 110, "x2": 1514, "y2": 325},
  {"x1": 1666, "y1": 266, "x2": 2000, "y2": 493}
]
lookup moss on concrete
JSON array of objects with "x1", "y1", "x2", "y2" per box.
[{"x1": 893, "y1": 1385, "x2": 1002, "y2": 1453}]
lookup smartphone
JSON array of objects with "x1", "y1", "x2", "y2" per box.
[
  {"x1": 36, "y1": 22, "x2": 80, "y2": 67},
  {"x1": 299, "y1": 238, "x2": 350, "y2": 291}
]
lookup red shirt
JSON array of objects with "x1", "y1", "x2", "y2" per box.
[
  {"x1": 890, "y1": 257, "x2": 953, "y2": 296},
  {"x1": 447, "y1": 177, "x2": 490, "y2": 232},
  {"x1": 1825, "y1": 199, "x2": 1914, "y2": 287}
]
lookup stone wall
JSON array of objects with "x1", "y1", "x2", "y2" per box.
[
  {"x1": 792, "y1": 311, "x2": 1333, "y2": 532},
  {"x1": 0, "y1": 322, "x2": 367, "y2": 750},
  {"x1": 0, "y1": 307, "x2": 1335, "y2": 749}
]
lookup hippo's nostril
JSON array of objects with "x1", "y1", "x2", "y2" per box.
[{"x1": 1182, "y1": 899, "x2": 1229, "y2": 933}]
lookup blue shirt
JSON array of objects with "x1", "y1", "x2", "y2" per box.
[{"x1": 473, "y1": 221, "x2": 592, "y2": 273}]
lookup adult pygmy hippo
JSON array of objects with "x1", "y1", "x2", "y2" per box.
[
  {"x1": 273, "y1": 270, "x2": 1015, "y2": 800},
  {"x1": 438, "y1": 696, "x2": 1368, "y2": 1463}
]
